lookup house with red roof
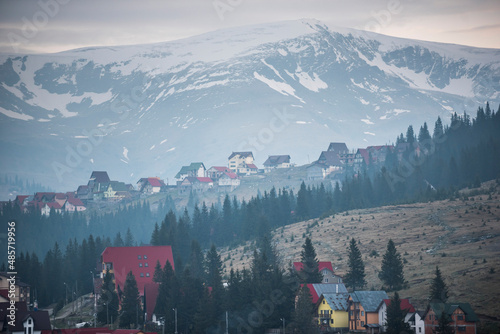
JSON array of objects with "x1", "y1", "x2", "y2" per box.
[
  {"x1": 377, "y1": 298, "x2": 416, "y2": 332},
  {"x1": 101, "y1": 246, "x2": 174, "y2": 300},
  {"x1": 137, "y1": 177, "x2": 166, "y2": 194},
  {"x1": 207, "y1": 166, "x2": 231, "y2": 180},
  {"x1": 64, "y1": 197, "x2": 87, "y2": 213},
  {"x1": 228, "y1": 152, "x2": 258, "y2": 175},
  {"x1": 293, "y1": 262, "x2": 343, "y2": 284},
  {"x1": 179, "y1": 177, "x2": 214, "y2": 193},
  {"x1": 41, "y1": 202, "x2": 63, "y2": 216},
  {"x1": 218, "y1": 172, "x2": 240, "y2": 191}
]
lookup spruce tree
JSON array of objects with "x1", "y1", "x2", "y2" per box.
[
  {"x1": 344, "y1": 238, "x2": 366, "y2": 291},
  {"x1": 379, "y1": 239, "x2": 406, "y2": 291},
  {"x1": 153, "y1": 260, "x2": 163, "y2": 283},
  {"x1": 434, "y1": 311, "x2": 454, "y2": 334},
  {"x1": 385, "y1": 292, "x2": 411, "y2": 334},
  {"x1": 430, "y1": 266, "x2": 448, "y2": 302},
  {"x1": 296, "y1": 181, "x2": 309, "y2": 219},
  {"x1": 119, "y1": 271, "x2": 142, "y2": 328},
  {"x1": 97, "y1": 269, "x2": 119, "y2": 325},
  {"x1": 293, "y1": 285, "x2": 314, "y2": 334},
  {"x1": 155, "y1": 261, "x2": 178, "y2": 331},
  {"x1": 298, "y1": 237, "x2": 323, "y2": 283}
]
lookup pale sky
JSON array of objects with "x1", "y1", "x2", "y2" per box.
[{"x1": 0, "y1": 0, "x2": 499, "y2": 54}]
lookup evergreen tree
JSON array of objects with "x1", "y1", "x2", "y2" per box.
[
  {"x1": 433, "y1": 116, "x2": 444, "y2": 140},
  {"x1": 418, "y1": 122, "x2": 431, "y2": 143},
  {"x1": 97, "y1": 269, "x2": 119, "y2": 325},
  {"x1": 385, "y1": 292, "x2": 411, "y2": 334},
  {"x1": 124, "y1": 228, "x2": 135, "y2": 247},
  {"x1": 113, "y1": 232, "x2": 124, "y2": 247},
  {"x1": 293, "y1": 285, "x2": 314, "y2": 334},
  {"x1": 155, "y1": 260, "x2": 178, "y2": 331},
  {"x1": 153, "y1": 260, "x2": 163, "y2": 283},
  {"x1": 119, "y1": 271, "x2": 142, "y2": 328},
  {"x1": 379, "y1": 239, "x2": 406, "y2": 291},
  {"x1": 344, "y1": 238, "x2": 366, "y2": 291},
  {"x1": 298, "y1": 237, "x2": 323, "y2": 283},
  {"x1": 296, "y1": 181, "x2": 309, "y2": 219},
  {"x1": 433, "y1": 311, "x2": 454, "y2": 334},
  {"x1": 430, "y1": 266, "x2": 449, "y2": 302},
  {"x1": 406, "y1": 125, "x2": 416, "y2": 146},
  {"x1": 205, "y1": 244, "x2": 225, "y2": 320}
]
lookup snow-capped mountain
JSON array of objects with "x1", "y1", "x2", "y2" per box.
[{"x1": 1, "y1": 19, "x2": 499, "y2": 191}]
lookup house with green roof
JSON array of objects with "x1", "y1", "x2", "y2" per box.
[
  {"x1": 175, "y1": 162, "x2": 206, "y2": 183},
  {"x1": 423, "y1": 302, "x2": 478, "y2": 334}
]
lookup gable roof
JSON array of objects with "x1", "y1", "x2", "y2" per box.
[
  {"x1": 196, "y1": 177, "x2": 213, "y2": 183},
  {"x1": 426, "y1": 302, "x2": 479, "y2": 322},
  {"x1": 303, "y1": 284, "x2": 348, "y2": 304},
  {"x1": 228, "y1": 152, "x2": 254, "y2": 160},
  {"x1": 327, "y1": 142, "x2": 349, "y2": 154},
  {"x1": 7, "y1": 310, "x2": 51, "y2": 331},
  {"x1": 209, "y1": 166, "x2": 231, "y2": 172},
  {"x1": 293, "y1": 261, "x2": 334, "y2": 273},
  {"x1": 175, "y1": 163, "x2": 205, "y2": 179},
  {"x1": 106, "y1": 181, "x2": 129, "y2": 192},
  {"x1": 101, "y1": 246, "x2": 174, "y2": 298},
  {"x1": 67, "y1": 197, "x2": 85, "y2": 206},
  {"x1": 318, "y1": 151, "x2": 343, "y2": 167},
  {"x1": 263, "y1": 155, "x2": 291, "y2": 166},
  {"x1": 221, "y1": 172, "x2": 238, "y2": 179},
  {"x1": 189, "y1": 162, "x2": 205, "y2": 170},
  {"x1": 90, "y1": 171, "x2": 110, "y2": 183},
  {"x1": 246, "y1": 163, "x2": 258, "y2": 170},
  {"x1": 350, "y1": 291, "x2": 389, "y2": 312},
  {"x1": 380, "y1": 298, "x2": 416, "y2": 313},
  {"x1": 356, "y1": 148, "x2": 370, "y2": 164},
  {"x1": 319, "y1": 293, "x2": 349, "y2": 311}
]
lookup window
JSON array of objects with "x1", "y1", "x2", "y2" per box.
[
  {"x1": 139, "y1": 263, "x2": 143, "y2": 267},
  {"x1": 140, "y1": 273, "x2": 144, "y2": 277},
  {"x1": 331, "y1": 319, "x2": 334, "y2": 324},
  {"x1": 361, "y1": 311, "x2": 364, "y2": 316},
  {"x1": 145, "y1": 262, "x2": 149, "y2": 267},
  {"x1": 144, "y1": 255, "x2": 148, "y2": 259},
  {"x1": 138, "y1": 255, "x2": 142, "y2": 259},
  {"x1": 325, "y1": 278, "x2": 329, "y2": 283},
  {"x1": 146, "y1": 273, "x2": 150, "y2": 277},
  {"x1": 457, "y1": 326, "x2": 466, "y2": 332},
  {"x1": 323, "y1": 300, "x2": 325, "y2": 304},
  {"x1": 457, "y1": 315, "x2": 464, "y2": 321},
  {"x1": 419, "y1": 328, "x2": 422, "y2": 333},
  {"x1": 361, "y1": 321, "x2": 365, "y2": 326}
]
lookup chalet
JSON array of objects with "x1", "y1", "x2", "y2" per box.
[
  {"x1": 353, "y1": 148, "x2": 371, "y2": 172},
  {"x1": 218, "y1": 172, "x2": 240, "y2": 191},
  {"x1": 316, "y1": 292, "x2": 349, "y2": 331},
  {"x1": 103, "y1": 181, "x2": 130, "y2": 201},
  {"x1": 137, "y1": 177, "x2": 166, "y2": 194},
  {"x1": 101, "y1": 246, "x2": 174, "y2": 300},
  {"x1": 377, "y1": 298, "x2": 416, "y2": 332},
  {"x1": 306, "y1": 163, "x2": 327, "y2": 180},
  {"x1": 263, "y1": 155, "x2": 291, "y2": 172},
  {"x1": 0, "y1": 273, "x2": 30, "y2": 303},
  {"x1": 1, "y1": 306, "x2": 51, "y2": 334},
  {"x1": 409, "y1": 311, "x2": 426, "y2": 334},
  {"x1": 423, "y1": 302, "x2": 478, "y2": 334},
  {"x1": 179, "y1": 177, "x2": 214, "y2": 193},
  {"x1": 41, "y1": 202, "x2": 62, "y2": 216},
  {"x1": 76, "y1": 185, "x2": 91, "y2": 201},
  {"x1": 327, "y1": 142, "x2": 349, "y2": 155},
  {"x1": 175, "y1": 162, "x2": 206, "y2": 183},
  {"x1": 88, "y1": 171, "x2": 111, "y2": 193},
  {"x1": 347, "y1": 290, "x2": 388, "y2": 333},
  {"x1": 293, "y1": 262, "x2": 343, "y2": 284},
  {"x1": 228, "y1": 152, "x2": 257, "y2": 175},
  {"x1": 207, "y1": 166, "x2": 231, "y2": 180},
  {"x1": 64, "y1": 197, "x2": 87, "y2": 212}
]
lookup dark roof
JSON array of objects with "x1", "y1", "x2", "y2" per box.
[
  {"x1": 318, "y1": 151, "x2": 343, "y2": 166},
  {"x1": 90, "y1": 171, "x2": 110, "y2": 183},
  {"x1": 8, "y1": 310, "x2": 51, "y2": 331},
  {"x1": 302, "y1": 284, "x2": 348, "y2": 304},
  {"x1": 350, "y1": 291, "x2": 389, "y2": 312},
  {"x1": 263, "y1": 155, "x2": 291, "y2": 166},
  {"x1": 327, "y1": 142, "x2": 348, "y2": 154},
  {"x1": 426, "y1": 302, "x2": 479, "y2": 322},
  {"x1": 228, "y1": 152, "x2": 254, "y2": 160},
  {"x1": 320, "y1": 293, "x2": 349, "y2": 311}
]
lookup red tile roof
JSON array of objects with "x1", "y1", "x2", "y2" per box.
[
  {"x1": 67, "y1": 197, "x2": 85, "y2": 206},
  {"x1": 293, "y1": 261, "x2": 334, "y2": 273},
  {"x1": 211, "y1": 166, "x2": 230, "y2": 172},
  {"x1": 246, "y1": 164, "x2": 258, "y2": 169},
  {"x1": 382, "y1": 298, "x2": 415, "y2": 313},
  {"x1": 101, "y1": 246, "x2": 174, "y2": 297},
  {"x1": 45, "y1": 202, "x2": 62, "y2": 209},
  {"x1": 196, "y1": 177, "x2": 213, "y2": 183},
  {"x1": 15, "y1": 195, "x2": 29, "y2": 206},
  {"x1": 147, "y1": 177, "x2": 164, "y2": 187},
  {"x1": 224, "y1": 172, "x2": 238, "y2": 179}
]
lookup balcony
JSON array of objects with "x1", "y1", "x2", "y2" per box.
[{"x1": 319, "y1": 313, "x2": 331, "y2": 320}]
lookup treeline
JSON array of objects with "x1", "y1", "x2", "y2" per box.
[
  {"x1": 0, "y1": 174, "x2": 53, "y2": 194},
  {"x1": 0, "y1": 195, "x2": 177, "y2": 261}
]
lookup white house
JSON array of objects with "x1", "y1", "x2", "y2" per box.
[
  {"x1": 377, "y1": 298, "x2": 416, "y2": 332},
  {"x1": 218, "y1": 172, "x2": 240, "y2": 191}
]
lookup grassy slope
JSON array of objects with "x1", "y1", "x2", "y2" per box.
[{"x1": 218, "y1": 181, "x2": 500, "y2": 321}]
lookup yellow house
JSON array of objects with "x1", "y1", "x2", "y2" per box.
[
  {"x1": 228, "y1": 152, "x2": 256, "y2": 174},
  {"x1": 316, "y1": 293, "x2": 349, "y2": 330}
]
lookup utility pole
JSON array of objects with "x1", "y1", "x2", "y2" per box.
[
  {"x1": 280, "y1": 318, "x2": 285, "y2": 334},
  {"x1": 173, "y1": 308, "x2": 178, "y2": 334},
  {"x1": 91, "y1": 271, "x2": 96, "y2": 327},
  {"x1": 225, "y1": 311, "x2": 229, "y2": 334}
]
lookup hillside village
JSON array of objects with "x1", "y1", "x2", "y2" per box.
[
  {"x1": 1, "y1": 241, "x2": 482, "y2": 334},
  {"x1": 4, "y1": 141, "x2": 404, "y2": 216}
]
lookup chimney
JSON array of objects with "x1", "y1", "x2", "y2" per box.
[{"x1": 336, "y1": 284, "x2": 338, "y2": 294}]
